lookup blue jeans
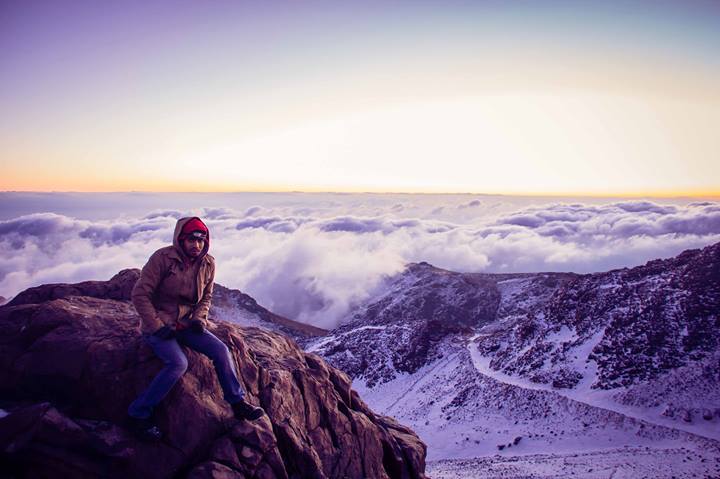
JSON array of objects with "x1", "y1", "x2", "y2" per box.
[{"x1": 128, "y1": 329, "x2": 245, "y2": 419}]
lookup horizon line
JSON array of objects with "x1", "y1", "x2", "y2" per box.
[{"x1": 2, "y1": 189, "x2": 720, "y2": 199}]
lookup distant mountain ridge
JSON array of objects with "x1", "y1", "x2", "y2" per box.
[
  {"x1": 307, "y1": 242, "x2": 720, "y2": 461},
  {"x1": 212, "y1": 283, "x2": 327, "y2": 339}
]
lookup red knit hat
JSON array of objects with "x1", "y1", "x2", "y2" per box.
[{"x1": 180, "y1": 217, "x2": 209, "y2": 237}]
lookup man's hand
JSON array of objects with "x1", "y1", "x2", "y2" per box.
[
  {"x1": 152, "y1": 325, "x2": 176, "y2": 340},
  {"x1": 190, "y1": 320, "x2": 205, "y2": 334}
]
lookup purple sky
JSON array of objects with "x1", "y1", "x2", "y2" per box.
[{"x1": 2, "y1": 1, "x2": 719, "y2": 193}]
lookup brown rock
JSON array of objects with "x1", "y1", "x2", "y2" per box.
[
  {"x1": 0, "y1": 275, "x2": 426, "y2": 478},
  {"x1": 7, "y1": 268, "x2": 139, "y2": 306},
  {"x1": 187, "y1": 461, "x2": 247, "y2": 479},
  {"x1": 0, "y1": 402, "x2": 185, "y2": 478}
]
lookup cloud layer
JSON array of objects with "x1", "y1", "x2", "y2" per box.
[{"x1": 1, "y1": 198, "x2": 719, "y2": 328}]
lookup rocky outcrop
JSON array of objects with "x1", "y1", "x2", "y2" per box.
[
  {"x1": 7, "y1": 269, "x2": 327, "y2": 341},
  {"x1": 0, "y1": 273, "x2": 426, "y2": 478},
  {"x1": 6, "y1": 268, "x2": 140, "y2": 307}
]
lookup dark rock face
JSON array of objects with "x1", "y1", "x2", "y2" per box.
[
  {"x1": 0, "y1": 278, "x2": 426, "y2": 478},
  {"x1": 356, "y1": 263, "x2": 500, "y2": 331},
  {"x1": 479, "y1": 241, "x2": 720, "y2": 390},
  {"x1": 7, "y1": 268, "x2": 139, "y2": 306},
  {"x1": 310, "y1": 267, "x2": 570, "y2": 388}
]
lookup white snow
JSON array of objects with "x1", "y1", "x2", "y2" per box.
[
  {"x1": 427, "y1": 446, "x2": 720, "y2": 479},
  {"x1": 305, "y1": 335, "x2": 339, "y2": 353},
  {"x1": 320, "y1": 258, "x2": 720, "y2": 477},
  {"x1": 346, "y1": 330, "x2": 719, "y2": 465},
  {"x1": 213, "y1": 306, "x2": 266, "y2": 329},
  {"x1": 544, "y1": 325, "x2": 577, "y2": 344},
  {"x1": 305, "y1": 325, "x2": 388, "y2": 353},
  {"x1": 355, "y1": 345, "x2": 711, "y2": 462},
  {"x1": 566, "y1": 327, "x2": 604, "y2": 395},
  {"x1": 468, "y1": 337, "x2": 720, "y2": 442}
]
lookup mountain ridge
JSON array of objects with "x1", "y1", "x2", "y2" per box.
[{"x1": 308, "y1": 241, "x2": 720, "y2": 464}]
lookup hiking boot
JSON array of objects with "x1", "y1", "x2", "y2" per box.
[
  {"x1": 232, "y1": 399, "x2": 264, "y2": 421},
  {"x1": 127, "y1": 415, "x2": 163, "y2": 442}
]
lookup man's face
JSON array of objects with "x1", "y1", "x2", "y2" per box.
[{"x1": 182, "y1": 236, "x2": 205, "y2": 258}]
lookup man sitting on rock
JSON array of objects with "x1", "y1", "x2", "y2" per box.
[{"x1": 127, "y1": 216, "x2": 264, "y2": 441}]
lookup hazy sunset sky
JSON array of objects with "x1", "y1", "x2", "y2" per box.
[{"x1": 2, "y1": 0, "x2": 719, "y2": 195}]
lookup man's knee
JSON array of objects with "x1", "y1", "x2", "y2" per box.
[
  {"x1": 165, "y1": 355, "x2": 189, "y2": 377},
  {"x1": 209, "y1": 342, "x2": 232, "y2": 363}
]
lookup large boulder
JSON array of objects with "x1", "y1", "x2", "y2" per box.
[{"x1": 0, "y1": 275, "x2": 426, "y2": 478}]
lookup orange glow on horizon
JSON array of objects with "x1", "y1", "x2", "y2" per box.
[
  {"x1": 1, "y1": 181, "x2": 718, "y2": 200},
  {"x1": 3, "y1": 2, "x2": 719, "y2": 203}
]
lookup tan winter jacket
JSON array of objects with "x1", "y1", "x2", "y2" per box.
[{"x1": 132, "y1": 217, "x2": 215, "y2": 334}]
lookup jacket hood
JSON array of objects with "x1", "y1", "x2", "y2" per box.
[{"x1": 173, "y1": 216, "x2": 210, "y2": 261}]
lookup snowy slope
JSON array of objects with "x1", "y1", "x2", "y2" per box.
[
  {"x1": 427, "y1": 447, "x2": 720, "y2": 479},
  {"x1": 307, "y1": 242, "x2": 720, "y2": 467},
  {"x1": 348, "y1": 337, "x2": 718, "y2": 461}
]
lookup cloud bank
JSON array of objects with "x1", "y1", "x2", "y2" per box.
[{"x1": 1, "y1": 199, "x2": 719, "y2": 329}]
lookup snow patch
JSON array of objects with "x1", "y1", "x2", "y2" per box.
[{"x1": 427, "y1": 446, "x2": 720, "y2": 479}]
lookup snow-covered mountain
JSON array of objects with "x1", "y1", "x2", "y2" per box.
[{"x1": 305, "y1": 242, "x2": 720, "y2": 471}]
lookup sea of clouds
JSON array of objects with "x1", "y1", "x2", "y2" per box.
[{"x1": 1, "y1": 193, "x2": 718, "y2": 329}]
